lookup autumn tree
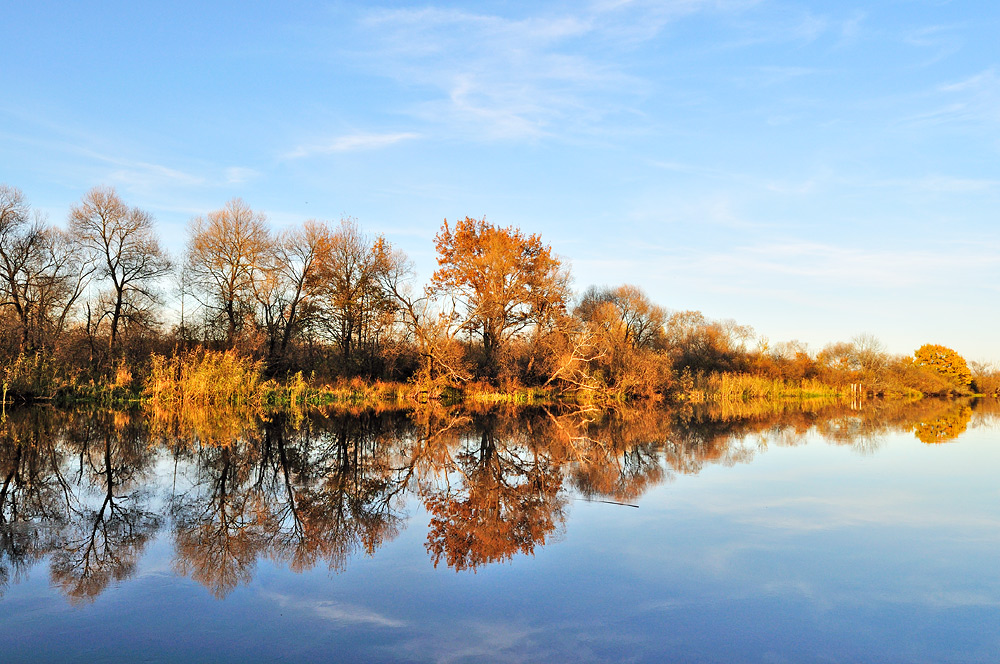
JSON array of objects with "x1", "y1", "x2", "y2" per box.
[
  {"x1": 310, "y1": 219, "x2": 399, "y2": 374},
  {"x1": 274, "y1": 219, "x2": 328, "y2": 360},
  {"x1": 69, "y1": 187, "x2": 170, "y2": 351},
  {"x1": 575, "y1": 285, "x2": 666, "y2": 351},
  {"x1": 1, "y1": 186, "x2": 92, "y2": 351},
  {"x1": 185, "y1": 198, "x2": 272, "y2": 347},
  {"x1": 554, "y1": 284, "x2": 671, "y2": 398},
  {"x1": 664, "y1": 310, "x2": 753, "y2": 374},
  {"x1": 969, "y1": 361, "x2": 1000, "y2": 397},
  {"x1": 914, "y1": 344, "x2": 972, "y2": 393},
  {"x1": 429, "y1": 217, "x2": 568, "y2": 380}
]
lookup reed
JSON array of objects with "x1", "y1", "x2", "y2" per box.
[
  {"x1": 145, "y1": 350, "x2": 271, "y2": 405},
  {"x1": 1, "y1": 352, "x2": 80, "y2": 401},
  {"x1": 681, "y1": 372, "x2": 844, "y2": 404}
]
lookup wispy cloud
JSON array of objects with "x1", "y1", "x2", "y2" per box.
[
  {"x1": 106, "y1": 160, "x2": 205, "y2": 189},
  {"x1": 733, "y1": 65, "x2": 827, "y2": 88},
  {"x1": 902, "y1": 23, "x2": 965, "y2": 67},
  {"x1": 285, "y1": 132, "x2": 420, "y2": 159},
  {"x1": 264, "y1": 592, "x2": 405, "y2": 628},
  {"x1": 900, "y1": 67, "x2": 1000, "y2": 129},
  {"x1": 868, "y1": 174, "x2": 1000, "y2": 193},
  {"x1": 99, "y1": 155, "x2": 263, "y2": 197},
  {"x1": 352, "y1": 3, "x2": 734, "y2": 140},
  {"x1": 224, "y1": 166, "x2": 260, "y2": 184},
  {"x1": 686, "y1": 240, "x2": 998, "y2": 288}
]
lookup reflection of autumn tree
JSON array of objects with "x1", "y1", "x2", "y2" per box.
[
  {"x1": 422, "y1": 415, "x2": 566, "y2": 571},
  {"x1": 170, "y1": 410, "x2": 415, "y2": 597},
  {"x1": 815, "y1": 398, "x2": 976, "y2": 451},
  {"x1": 664, "y1": 413, "x2": 761, "y2": 473},
  {"x1": 50, "y1": 411, "x2": 160, "y2": 603},
  {"x1": 913, "y1": 402, "x2": 973, "y2": 444},
  {"x1": 541, "y1": 407, "x2": 666, "y2": 503}
]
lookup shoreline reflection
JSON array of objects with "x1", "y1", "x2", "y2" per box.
[{"x1": 0, "y1": 397, "x2": 991, "y2": 601}]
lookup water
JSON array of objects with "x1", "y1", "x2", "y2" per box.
[{"x1": 0, "y1": 399, "x2": 997, "y2": 663}]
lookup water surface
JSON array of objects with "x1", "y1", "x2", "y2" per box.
[{"x1": 1, "y1": 399, "x2": 997, "y2": 662}]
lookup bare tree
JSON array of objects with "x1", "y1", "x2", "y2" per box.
[
  {"x1": 185, "y1": 198, "x2": 272, "y2": 347},
  {"x1": 275, "y1": 219, "x2": 328, "y2": 358},
  {"x1": 373, "y1": 239, "x2": 470, "y2": 384},
  {"x1": 312, "y1": 219, "x2": 398, "y2": 372},
  {"x1": 0, "y1": 186, "x2": 94, "y2": 350},
  {"x1": 0, "y1": 185, "x2": 45, "y2": 348},
  {"x1": 69, "y1": 187, "x2": 171, "y2": 350}
]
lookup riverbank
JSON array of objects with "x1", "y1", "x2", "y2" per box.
[{"x1": 3, "y1": 348, "x2": 989, "y2": 411}]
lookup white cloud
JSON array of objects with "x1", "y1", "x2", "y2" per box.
[
  {"x1": 224, "y1": 166, "x2": 260, "y2": 184},
  {"x1": 264, "y1": 592, "x2": 406, "y2": 628},
  {"x1": 902, "y1": 68, "x2": 1000, "y2": 129},
  {"x1": 352, "y1": 4, "x2": 708, "y2": 140},
  {"x1": 104, "y1": 159, "x2": 205, "y2": 190},
  {"x1": 685, "y1": 240, "x2": 1000, "y2": 288},
  {"x1": 285, "y1": 132, "x2": 420, "y2": 159}
]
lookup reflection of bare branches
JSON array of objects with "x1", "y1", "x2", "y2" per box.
[
  {"x1": 169, "y1": 410, "x2": 415, "y2": 597},
  {"x1": 171, "y1": 445, "x2": 263, "y2": 598},
  {"x1": 49, "y1": 412, "x2": 160, "y2": 603},
  {"x1": 51, "y1": 490, "x2": 160, "y2": 603}
]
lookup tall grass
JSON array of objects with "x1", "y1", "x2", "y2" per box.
[
  {"x1": 678, "y1": 372, "x2": 844, "y2": 404},
  {"x1": 145, "y1": 350, "x2": 415, "y2": 407},
  {"x1": 145, "y1": 350, "x2": 271, "y2": 405},
  {"x1": 2, "y1": 352, "x2": 78, "y2": 401}
]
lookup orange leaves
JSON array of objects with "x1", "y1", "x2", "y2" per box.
[
  {"x1": 429, "y1": 217, "x2": 568, "y2": 376},
  {"x1": 914, "y1": 343, "x2": 972, "y2": 389}
]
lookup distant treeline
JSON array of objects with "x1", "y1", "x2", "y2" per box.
[{"x1": 1, "y1": 184, "x2": 996, "y2": 402}]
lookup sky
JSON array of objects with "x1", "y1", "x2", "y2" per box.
[{"x1": 2, "y1": 0, "x2": 999, "y2": 362}]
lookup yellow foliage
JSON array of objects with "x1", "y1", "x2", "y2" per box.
[{"x1": 145, "y1": 350, "x2": 270, "y2": 406}]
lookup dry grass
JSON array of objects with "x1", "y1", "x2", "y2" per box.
[
  {"x1": 145, "y1": 350, "x2": 271, "y2": 406},
  {"x1": 677, "y1": 372, "x2": 843, "y2": 404}
]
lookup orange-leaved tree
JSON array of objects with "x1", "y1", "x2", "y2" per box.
[
  {"x1": 913, "y1": 343, "x2": 972, "y2": 393},
  {"x1": 429, "y1": 217, "x2": 568, "y2": 380}
]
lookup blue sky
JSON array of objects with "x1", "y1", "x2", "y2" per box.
[{"x1": 2, "y1": 1, "x2": 999, "y2": 362}]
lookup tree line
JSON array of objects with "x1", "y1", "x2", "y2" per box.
[{"x1": 0, "y1": 183, "x2": 994, "y2": 400}]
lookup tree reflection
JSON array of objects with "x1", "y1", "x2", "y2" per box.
[
  {"x1": 0, "y1": 396, "x2": 995, "y2": 601},
  {"x1": 913, "y1": 401, "x2": 973, "y2": 444},
  {"x1": 50, "y1": 411, "x2": 160, "y2": 603},
  {"x1": 544, "y1": 407, "x2": 666, "y2": 503},
  {"x1": 171, "y1": 438, "x2": 264, "y2": 598},
  {"x1": 422, "y1": 414, "x2": 566, "y2": 571},
  {"x1": 0, "y1": 410, "x2": 69, "y2": 597},
  {"x1": 169, "y1": 410, "x2": 414, "y2": 597}
]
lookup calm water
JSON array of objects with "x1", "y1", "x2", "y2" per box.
[{"x1": 0, "y1": 399, "x2": 997, "y2": 663}]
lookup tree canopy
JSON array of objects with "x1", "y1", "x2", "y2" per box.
[
  {"x1": 430, "y1": 217, "x2": 568, "y2": 378},
  {"x1": 914, "y1": 344, "x2": 972, "y2": 391}
]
